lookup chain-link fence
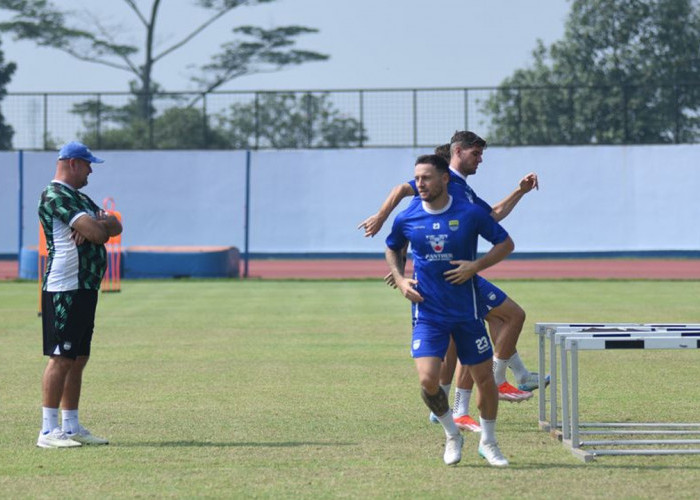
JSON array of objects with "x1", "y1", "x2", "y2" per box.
[{"x1": 2, "y1": 85, "x2": 699, "y2": 150}]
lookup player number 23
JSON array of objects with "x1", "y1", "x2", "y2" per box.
[{"x1": 476, "y1": 336, "x2": 490, "y2": 352}]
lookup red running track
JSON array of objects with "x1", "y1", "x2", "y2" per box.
[
  {"x1": 245, "y1": 258, "x2": 700, "y2": 280},
  {"x1": 3, "y1": 258, "x2": 700, "y2": 281}
]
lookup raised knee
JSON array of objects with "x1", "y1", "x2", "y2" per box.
[{"x1": 508, "y1": 303, "x2": 525, "y2": 327}]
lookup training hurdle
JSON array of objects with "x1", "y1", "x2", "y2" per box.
[
  {"x1": 534, "y1": 323, "x2": 700, "y2": 434},
  {"x1": 560, "y1": 335, "x2": 700, "y2": 461},
  {"x1": 101, "y1": 197, "x2": 122, "y2": 293},
  {"x1": 36, "y1": 226, "x2": 48, "y2": 316}
]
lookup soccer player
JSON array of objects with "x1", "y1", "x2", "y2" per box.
[
  {"x1": 385, "y1": 153, "x2": 513, "y2": 466},
  {"x1": 36, "y1": 141, "x2": 122, "y2": 448},
  {"x1": 362, "y1": 131, "x2": 546, "y2": 431}
]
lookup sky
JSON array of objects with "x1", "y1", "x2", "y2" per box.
[{"x1": 0, "y1": 0, "x2": 572, "y2": 93}]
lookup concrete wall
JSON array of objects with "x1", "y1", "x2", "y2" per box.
[{"x1": 2, "y1": 145, "x2": 699, "y2": 256}]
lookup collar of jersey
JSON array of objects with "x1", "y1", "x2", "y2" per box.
[
  {"x1": 449, "y1": 166, "x2": 468, "y2": 182},
  {"x1": 422, "y1": 195, "x2": 453, "y2": 215},
  {"x1": 51, "y1": 179, "x2": 77, "y2": 191}
]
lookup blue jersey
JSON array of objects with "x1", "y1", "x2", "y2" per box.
[
  {"x1": 385, "y1": 196, "x2": 509, "y2": 323},
  {"x1": 408, "y1": 169, "x2": 492, "y2": 213}
]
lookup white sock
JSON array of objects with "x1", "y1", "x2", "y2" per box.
[
  {"x1": 62, "y1": 409, "x2": 80, "y2": 434},
  {"x1": 440, "y1": 383, "x2": 451, "y2": 405},
  {"x1": 493, "y1": 357, "x2": 508, "y2": 385},
  {"x1": 507, "y1": 352, "x2": 530, "y2": 383},
  {"x1": 453, "y1": 388, "x2": 472, "y2": 417},
  {"x1": 479, "y1": 417, "x2": 497, "y2": 445},
  {"x1": 436, "y1": 411, "x2": 460, "y2": 437},
  {"x1": 42, "y1": 407, "x2": 59, "y2": 434}
]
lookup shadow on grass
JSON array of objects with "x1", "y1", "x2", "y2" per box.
[{"x1": 115, "y1": 440, "x2": 357, "y2": 448}]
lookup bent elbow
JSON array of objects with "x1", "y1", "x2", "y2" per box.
[
  {"x1": 505, "y1": 236, "x2": 515, "y2": 254},
  {"x1": 111, "y1": 221, "x2": 123, "y2": 237}
]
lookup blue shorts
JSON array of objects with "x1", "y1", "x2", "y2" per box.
[
  {"x1": 411, "y1": 318, "x2": 493, "y2": 366},
  {"x1": 476, "y1": 275, "x2": 507, "y2": 319}
]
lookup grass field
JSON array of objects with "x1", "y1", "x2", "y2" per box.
[{"x1": 1, "y1": 279, "x2": 699, "y2": 498}]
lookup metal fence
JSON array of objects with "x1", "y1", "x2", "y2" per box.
[{"x1": 2, "y1": 85, "x2": 699, "y2": 150}]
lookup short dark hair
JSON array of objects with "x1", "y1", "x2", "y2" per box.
[
  {"x1": 433, "y1": 143, "x2": 451, "y2": 162},
  {"x1": 415, "y1": 154, "x2": 449, "y2": 174},
  {"x1": 450, "y1": 130, "x2": 487, "y2": 151}
]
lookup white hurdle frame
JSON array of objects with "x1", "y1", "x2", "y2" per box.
[
  {"x1": 534, "y1": 323, "x2": 700, "y2": 433},
  {"x1": 561, "y1": 335, "x2": 700, "y2": 461}
]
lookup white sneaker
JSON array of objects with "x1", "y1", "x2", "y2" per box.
[
  {"x1": 37, "y1": 428, "x2": 82, "y2": 448},
  {"x1": 518, "y1": 372, "x2": 551, "y2": 392},
  {"x1": 478, "y1": 441, "x2": 509, "y2": 467},
  {"x1": 66, "y1": 426, "x2": 109, "y2": 445},
  {"x1": 443, "y1": 433, "x2": 464, "y2": 465}
]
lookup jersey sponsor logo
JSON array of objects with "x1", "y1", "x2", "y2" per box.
[
  {"x1": 426, "y1": 234, "x2": 447, "y2": 253},
  {"x1": 449, "y1": 220, "x2": 459, "y2": 232}
]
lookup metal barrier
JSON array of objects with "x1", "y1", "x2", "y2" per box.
[
  {"x1": 561, "y1": 335, "x2": 700, "y2": 462},
  {"x1": 534, "y1": 323, "x2": 700, "y2": 434}
]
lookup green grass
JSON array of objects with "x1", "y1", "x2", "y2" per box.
[{"x1": 1, "y1": 279, "x2": 699, "y2": 498}]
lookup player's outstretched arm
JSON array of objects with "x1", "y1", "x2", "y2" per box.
[
  {"x1": 386, "y1": 247, "x2": 423, "y2": 302},
  {"x1": 490, "y1": 172, "x2": 539, "y2": 222},
  {"x1": 444, "y1": 236, "x2": 514, "y2": 284},
  {"x1": 358, "y1": 183, "x2": 414, "y2": 237}
]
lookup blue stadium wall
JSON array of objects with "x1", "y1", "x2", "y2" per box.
[{"x1": 2, "y1": 146, "x2": 700, "y2": 263}]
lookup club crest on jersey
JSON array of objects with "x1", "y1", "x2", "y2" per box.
[
  {"x1": 449, "y1": 220, "x2": 459, "y2": 232},
  {"x1": 426, "y1": 234, "x2": 447, "y2": 253}
]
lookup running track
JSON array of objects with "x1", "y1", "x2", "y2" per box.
[{"x1": 4, "y1": 259, "x2": 698, "y2": 280}]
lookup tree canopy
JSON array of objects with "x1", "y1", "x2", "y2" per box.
[
  {"x1": 0, "y1": 37, "x2": 15, "y2": 149},
  {"x1": 75, "y1": 92, "x2": 366, "y2": 150},
  {"x1": 483, "y1": 0, "x2": 700, "y2": 145},
  {"x1": 214, "y1": 93, "x2": 366, "y2": 148},
  {"x1": 0, "y1": 0, "x2": 329, "y2": 118}
]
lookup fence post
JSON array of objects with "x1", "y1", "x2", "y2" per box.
[
  {"x1": 43, "y1": 94, "x2": 48, "y2": 150},
  {"x1": 568, "y1": 86, "x2": 575, "y2": 144},
  {"x1": 244, "y1": 149, "x2": 251, "y2": 278},
  {"x1": 306, "y1": 92, "x2": 313, "y2": 147},
  {"x1": 17, "y1": 150, "x2": 23, "y2": 261},
  {"x1": 359, "y1": 90, "x2": 364, "y2": 147},
  {"x1": 674, "y1": 84, "x2": 680, "y2": 143},
  {"x1": 147, "y1": 91, "x2": 154, "y2": 148},
  {"x1": 464, "y1": 88, "x2": 469, "y2": 131},
  {"x1": 202, "y1": 93, "x2": 208, "y2": 148},
  {"x1": 622, "y1": 84, "x2": 629, "y2": 144},
  {"x1": 96, "y1": 94, "x2": 102, "y2": 149},
  {"x1": 516, "y1": 88, "x2": 522, "y2": 145},
  {"x1": 412, "y1": 89, "x2": 418, "y2": 147},
  {"x1": 254, "y1": 92, "x2": 260, "y2": 150}
]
